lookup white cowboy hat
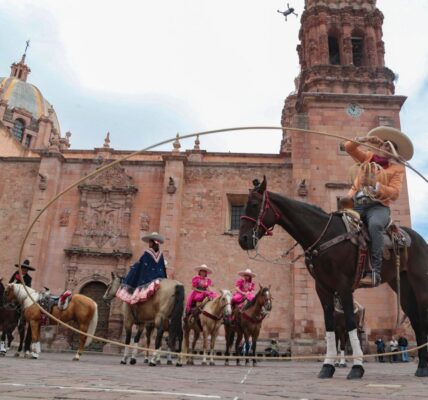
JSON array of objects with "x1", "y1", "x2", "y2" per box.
[
  {"x1": 142, "y1": 232, "x2": 165, "y2": 244},
  {"x1": 195, "y1": 264, "x2": 212, "y2": 274},
  {"x1": 367, "y1": 126, "x2": 414, "y2": 161},
  {"x1": 238, "y1": 268, "x2": 256, "y2": 278}
]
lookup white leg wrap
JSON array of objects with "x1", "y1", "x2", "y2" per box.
[
  {"x1": 131, "y1": 347, "x2": 138, "y2": 359},
  {"x1": 0, "y1": 341, "x2": 6, "y2": 353},
  {"x1": 324, "y1": 331, "x2": 336, "y2": 365},
  {"x1": 348, "y1": 329, "x2": 363, "y2": 366},
  {"x1": 122, "y1": 346, "x2": 130, "y2": 361},
  {"x1": 166, "y1": 347, "x2": 172, "y2": 362},
  {"x1": 340, "y1": 350, "x2": 346, "y2": 365}
]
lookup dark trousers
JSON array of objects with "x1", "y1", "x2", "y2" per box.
[{"x1": 354, "y1": 202, "x2": 390, "y2": 273}]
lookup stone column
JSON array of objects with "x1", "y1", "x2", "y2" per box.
[
  {"x1": 158, "y1": 153, "x2": 187, "y2": 277},
  {"x1": 22, "y1": 149, "x2": 64, "y2": 289}
]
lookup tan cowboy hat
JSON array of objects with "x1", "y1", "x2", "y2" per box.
[
  {"x1": 14, "y1": 259, "x2": 36, "y2": 271},
  {"x1": 195, "y1": 264, "x2": 212, "y2": 274},
  {"x1": 142, "y1": 232, "x2": 165, "y2": 244},
  {"x1": 238, "y1": 268, "x2": 256, "y2": 278},
  {"x1": 367, "y1": 126, "x2": 414, "y2": 161}
]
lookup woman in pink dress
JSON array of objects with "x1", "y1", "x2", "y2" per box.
[
  {"x1": 185, "y1": 264, "x2": 217, "y2": 313},
  {"x1": 231, "y1": 268, "x2": 256, "y2": 307}
]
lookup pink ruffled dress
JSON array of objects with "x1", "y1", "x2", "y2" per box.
[
  {"x1": 231, "y1": 278, "x2": 255, "y2": 306},
  {"x1": 185, "y1": 275, "x2": 217, "y2": 312}
]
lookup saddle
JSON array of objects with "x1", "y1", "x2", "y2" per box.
[
  {"x1": 339, "y1": 211, "x2": 411, "y2": 288},
  {"x1": 39, "y1": 289, "x2": 72, "y2": 314}
]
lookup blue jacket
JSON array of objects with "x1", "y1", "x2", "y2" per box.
[{"x1": 124, "y1": 249, "x2": 167, "y2": 288}]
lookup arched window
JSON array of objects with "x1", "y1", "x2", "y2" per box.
[
  {"x1": 351, "y1": 35, "x2": 364, "y2": 66},
  {"x1": 24, "y1": 135, "x2": 32, "y2": 148},
  {"x1": 12, "y1": 119, "x2": 25, "y2": 142},
  {"x1": 328, "y1": 36, "x2": 341, "y2": 65}
]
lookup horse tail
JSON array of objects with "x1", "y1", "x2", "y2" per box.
[
  {"x1": 168, "y1": 284, "x2": 185, "y2": 349},
  {"x1": 84, "y1": 301, "x2": 98, "y2": 347}
]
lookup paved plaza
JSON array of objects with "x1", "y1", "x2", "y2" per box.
[{"x1": 0, "y1": 352, "x2": 426, "y2": 399}]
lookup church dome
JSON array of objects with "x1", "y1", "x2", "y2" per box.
[{"x1": 0, "y1": 76, "x2": 61, "y2": 134}]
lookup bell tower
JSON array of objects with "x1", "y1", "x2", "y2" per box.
[{"x1": 283, "y1": 0, "x2": 411, "y2": 344}]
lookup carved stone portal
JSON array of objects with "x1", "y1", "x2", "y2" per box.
[
  {"x1": 139, "y1": 213, "x2": 150, "y2": 231},
  {"x1": 65, "y1": 162, "x2": 137, "y2": 257}
]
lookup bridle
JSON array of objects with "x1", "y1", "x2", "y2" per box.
[{"x1": 240, "y1": 190, "x2": 281, "y2": 248}]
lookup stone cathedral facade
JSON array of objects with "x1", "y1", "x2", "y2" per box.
[{"x1": 0, "y1": 0, "x2": 413, "y2": 353}]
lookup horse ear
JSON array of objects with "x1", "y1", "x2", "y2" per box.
[
  {"x1": 111, "y1": 271, "x2": 115, "y2": 278},
  {"x1": 258, "y1": 176, "x2": 267, "y2": 194},
  {"x1": 259, "y1": 283, "x2": 263, "y2": 290}
]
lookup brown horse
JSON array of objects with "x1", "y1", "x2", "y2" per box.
[
  {"x1": 0, "y1": 279, "x2": 29, "y2": 356},
  {"x1": 224, "y1": 285, "x2": 272, "y2": 366},
  {"x1": 103, "y1": 272, "x2": 184, "y2": 366},
  {"x1": 5, "y1": 283, "x2": 98, "y2": 360},
  {"x1": 239, "y1": 177, "x2": 428, "y2": 379},
  {"x1": 183, "y1": 290, "x2": 232, "y2": 366},
  {"x1": 334, "y1": 298, "x2": 365, "y2": 368}
]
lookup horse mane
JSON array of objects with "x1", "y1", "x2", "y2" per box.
[
  {"x1": 269, "y1": 191, "x2": 328, "y2": 218},
  {"x1": 243, "y1": 287, "x2": 268, "y2": 310}
]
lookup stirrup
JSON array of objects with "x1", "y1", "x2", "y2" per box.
[{"x1": 359, "y1": 272, "x2": 381, "y2": 288}]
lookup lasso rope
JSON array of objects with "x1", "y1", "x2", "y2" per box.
[{"x1": 13, "y1": 125, "x2": 428, "y2": 361}]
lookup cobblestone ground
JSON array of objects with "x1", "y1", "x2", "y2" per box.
[{"x1": 0, "y1": 352, "x2": 426, "y2": 400}]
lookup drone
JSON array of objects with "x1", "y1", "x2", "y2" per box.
[{"x1": 277, "y1": 3, "x2": 298, "y2": 21}]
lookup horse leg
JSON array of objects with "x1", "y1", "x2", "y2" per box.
[
  {"x1": 73, "y1": 322, "x2": 89, "y2": 361},
  {"x1": 235, "y1": 331, "x2": 243, "y2": 366},
  {"x1": 209, "y1": 329, "x2": 218, "y2": 366},
  {"x1": 144, "y1": 324, "x2": 153, "y2": 363},
  {"x1": 130, "y1": 328, "x2": 142, "y2": 365},
  {"x1": 29, "y1": 320, "x2": 41, "y2": 359},
  {"x1": 0, "y1": 331, "x2": 6, "y2": 356},
  {"x1": 16, "y1": 320, "x2": 25, "y2": 357},
  {"x1": 251, "y1": 335, "x2": 258, "y2": 367},
  {"x1": 339, "y1": 333, "x2": 347, "y2": 367},
  {"x1": 149, "y1": 317, "x2": 164, "y2": 367},
  {"x1": 190, "y1": 329, "x2": 199, "y2": 366},
  {"x1": 392, "y1": 273, "x2": 428, "y2": 377},
  {"x1": 316, "y1": 285, "x2": 336, "y2": 379},
  {"x1": 201, "y1": 327, "x2": 208, "y2": 366},
  {"x1": 339, "y1": 292, "x2": 364, "y2": 379},
  {"x1": 24, "y1": 323, "x2": 32, "y2": 358},
  {"x1": 224, "y1": 326, "x2": 234, "y2": 366}
]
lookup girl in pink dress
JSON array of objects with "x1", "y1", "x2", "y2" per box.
[
  {"x1": 185, "y1": 264, "x2": 217, "y2": 313},
  {"x1": 231, "y1": 268, "x2": 256, "y2": 307}
]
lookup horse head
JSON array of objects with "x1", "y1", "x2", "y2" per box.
[
  {"x1": 218, "y1": 289, "x2": 232, "y2": 317},
  {"x1": 239, "y1": 176, "x2": 280, "y2": 250},
  {"x1": 4, "y1": 283, "x2": 17, "y2": 304},
  {"x1": 103, "y1": 271, "x2": 123, "y2": 304},
  {"x1": 257, "y1": 284, "x2": 273, "y2": 312}
]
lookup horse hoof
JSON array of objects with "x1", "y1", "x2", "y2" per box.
[
  {"x1": 318, "y1": 364, "x2": 335, "y2": 379},
  {"x1": 130, "y1": 358, "x2": 136, "y2": 365},
  {"x1": 176, "y1": 363, "x2": 182, "y2": 367},
  {"x1": 149, "y1": 362, "x2": 157, "y2": 367},
  {"x1": 31, "y1": 354, "x2": 39, "y2": 360},
  {"x1": 339, "y1": 363, "x2": 347, "y2": 368},
  {"x1": 14, "y1": 352, "x2": 20, "y2": 358},
  {"x1": 72, "y1": 356, "x2": 80, "y2": 361},
  {"x1": 201, "y1": 361, "x2": 207, "y2": 366},
  {"x1": 156, "y1": 359, "x2": 161, "y2": 365},
  {"x1": 252, "y1": 360, "x2": 257, "y2": 367},
  {"x1": 209, "y1": 362, "x2": 215, "y2": 366},
  {"x1": 143, "y1": 358, "x2": 149, "y2": 364},
  {"x1": 120, "y1": 360, "x2": 127, "y2": 365},
  {"x1": 224, "y1": 361, "x2": 229, "y2": 366},
  {"x1": 0, "y1": 352, "x2": 6, "y2": 357},
  {"x1": 167, "y1": 360, "x2": 173, "y2": 365},
  {"x1": 415, "y1": 367, "x2": 428, "y2": 377},
  {"x1": 347, "y1": 365, "x2": 365, "y2": 380}
]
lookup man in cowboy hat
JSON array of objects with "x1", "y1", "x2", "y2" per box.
[
  {"x1": 344, "y1": 126, "x2": 414, "y2": 287},
  {"x1": 122, "y1": 232, "x2": 167, "y2": 296},
  {"x1": 9, "y1": 259, "x2": 35, "y2": 287}
]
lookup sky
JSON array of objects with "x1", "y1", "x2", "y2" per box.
[{"x1": 0, "y1": 0, "x2": 427, "y2": 237}]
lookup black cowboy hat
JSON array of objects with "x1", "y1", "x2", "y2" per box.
[{"x1": 14, "y1": 259, "x2": 36, "y2": 271}]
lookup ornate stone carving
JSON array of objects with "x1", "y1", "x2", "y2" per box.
[
  {"x1": 167, "y1": 177, "x2": 177, "y2": 194},
  {"x1": 65, "y1": 162, "x2": 137, "y2": 257},
  {"x1": 297, "y1": 179, "x2": 308, "y2": 197},
  {"x1": 139, "y1": 213, "x2": 150, "y2": 231},
  {"x1": 38, "y1": 173, "x2": 47, "y2": 191},
  {"x1": 59, "y1": 208, "x2": 71, "y2": 226}
]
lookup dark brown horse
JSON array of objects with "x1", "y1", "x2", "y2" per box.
[
  {"x1": 239, "y1": 177, "x2": 428, "y2": 379},
  {"x1": 224, "y1": 285, "x2": 272, "y2": 366},
  {"x1": 0, "y1": 279, "x2": 30, "y2": 357}
]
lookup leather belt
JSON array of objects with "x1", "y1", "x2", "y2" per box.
[{"x1": 354, "y1": 196, "x2": 376, "y2": 206}]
